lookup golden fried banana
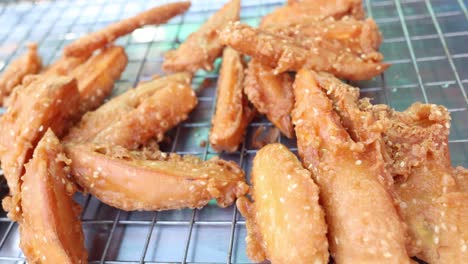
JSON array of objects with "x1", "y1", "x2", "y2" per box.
[
  {"x1": 0, "y1": 76, "x2": 80, "y2": 220},
  {"x1": 219, "y1": 22, "x2": 389, "y2": 81},
  {"x1": 210, "y1": 47, "x2": 253, "y2": 152},
  {"x1": 262, "y1": 0, "x2": 364, "y2": 27},
  {"x1": 64, "y1": 72, "x2": 195, "y2": 149},
  {"x1": 372, "y1": 103, "x2": 468, "y2": 263},
  {"x1": 266, "y1": 17, "x2": 382, "y2": 55},
  {"x1": 63, "y1": 73, "x2": 191, "y2": 145},
  {"x1": 237, "y1": 143, "x2": 328, "y2": 264},
  {"x1": 70, "y1": 45, "x2": 128, "y2": 114},
  {"x1": 91, "y1": 76, "x2": 196, "y2": 149},
  {"x1": 0, "y1": 43, "x2": 42, "y2": 105},
  {"x1": 66, "y1": 143, "x2": 249, "y2": 211},
  {"x1": 162, "y1": 0, "x2": 240, "y2": 72},
  {"x1": 42, "y1": 55, "x2": 90, "y2": 77},
  {"x1": 244, "y1": 60, "x2": 294, "y2": 138},
  {"x1": 64, "y1": 1, "x2": 191, "y2": 58},
  {"x1": 243, "y1": 17, "x2": 382, "y2": 135},
  {"x1": 292, "y1": 69, "x2": 411, "y2": 263},
  {"x1": 19, "y1": 130, "x2": 87, "y2": 264}
]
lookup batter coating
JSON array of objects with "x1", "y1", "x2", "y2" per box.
[
  {"x1": 292, "y1": 69, "x2": 411, "y2": 263},
  {"x1": 243, "y1": 60, "x2": 294, "y2": 138},
  {"x1": 69, "y1": 45, "x2": 128, "y2": 114},
  {"x1": 219, "y1": 22, "x2": 388, "y2": 81},
  {"x1": 67, "y1": 143, "x2": 249, "y2": 211},
  {"x1": 19, "y1": 130, "x2": 87, "y2": 264},
  {"x1": 237, "y1": 143, "x2": 328, "y2": 263},
  {"x1": 64, "y1": 72, "x2": 195, "y2": 149},
  {"x1": 0, "y1": 76, "x2": 80, "y2": 220},
  {"x1": 210, "y1": 47, "x2": 254, "y2": 152},
  {"x1": 163, "y1": 0, "x2": 240, "y2": 72},
  {"x1": 0, "y1": 43, "x2": 42, "y2": 105},
  {"x1": 64, "y1": 2, "x2": 191, "y2": 58}
]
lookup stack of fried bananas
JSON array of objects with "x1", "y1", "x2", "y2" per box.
[
  {"x1": 207, "y1": 0, "x2": 465, "y2": 264},
  {"x1": 240, "y1": 69, "x2": 467, "y2": 264},
  {"x1": 0, "y1": 0, "x2": 466, "y2": 263},
  {"x1": 201, "y1": 0, "x2": 389, "y2": 153},
  {"x1": 0, "y1": 1, "x2": 251, "y2": 262}
]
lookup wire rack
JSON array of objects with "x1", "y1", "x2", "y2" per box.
[{"x1": 0, "y1": 0, "x2": 466, "y2": 263}]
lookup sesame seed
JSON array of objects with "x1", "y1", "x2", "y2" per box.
[
  {"x1": 434, "y1": 236, "x2": 439, "y2": 245},
  {"x1": 462, "y1": 244, "x2": 467, "y2": 252},
  {"x1": 383, "y1": 252, "x2": 392, "y2": 258},
  {"x1": 279, "y1": 197, "x2": 285, "y2": 203},
  {"x1": 400, "y1": 161, "x2": 405, "y2": 167},
  {"x1": 355, "y1": 160, "x2": 362, "y2": 165}
]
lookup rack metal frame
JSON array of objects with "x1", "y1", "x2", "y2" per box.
[{"x1": 0, "y1": 0, "x2": 466, "y2": 263}]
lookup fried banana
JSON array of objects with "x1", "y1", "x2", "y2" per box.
[
  {"x1": 162, "y1": 0, "x2": 240, "y2": 72},
  {"x1": 64, "y1": 72, "x2": 195, "y2": 149},
  {"x1": 219, "y1": 22, "x2": 388, "y2": 81},
  {"x1": 372, "y1": 103, "x2": 468, "y2": 263},
  {"x1": 292, "y1": 69, "x2": 411, "y2": 263},
  {"x1": 0, "y1": 76, "x2": 80, "y2": 220},
  {"x1": 69, "y1": 45, "x2": 128, "y2": 114},
  {"x1": 64, "y1": 1, "x2": 191, "y2": 58},
  {"x1": 266, "y1": 17, "x2": 382, "y2": 55},
  {"x1": 243, "y1": 17, "x2": 382, "y2": 135},
  {"x1": 19, "y1": 130, "x2": 87, "y2": 264},
  {"x1": 261, "y1": 0, "x2": 364, "y2": 27},
  {"x1": 66, "y1": 143, "x2": 249, "y2": 211},
  {"x1": 42, "y1": 55, "x2": 90, "y2": 77},
  {"x1": 210, "y1": 47, "x2": 253, "y2": 152},
  {"x1": 63, "y1": 73, "x2": 190, "y2": 145},
  {"x1": 244, "y1": 60, "x2": 294, "y2": 138},
  {"x1": 237, "y1": 143, "x2": 328, "y2": 263},
  {"x1": 0, "y1": 43, "x2": 42, "y2": 105}
]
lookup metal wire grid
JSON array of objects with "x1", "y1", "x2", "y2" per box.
[{"x1": 0, "y1": 0, "x2": 466, "y2": 263}]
